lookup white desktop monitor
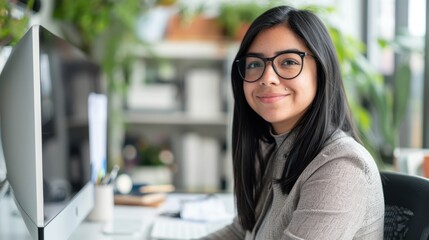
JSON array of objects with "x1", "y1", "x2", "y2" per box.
[{"x1": 0, "y1": 25, "x2": 101, "y2": 239}]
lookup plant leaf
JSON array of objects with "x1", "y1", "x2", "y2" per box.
[{"x1": 393, "y1": 63, "x2": 411, "y2": 130}]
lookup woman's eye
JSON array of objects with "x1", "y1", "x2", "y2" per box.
[
  {"x1": 281, "y1": 59, "x2": 299, "y2": 66},
  {"x1": 246, "y1": 61, "x2": 263, "y2": 69}
]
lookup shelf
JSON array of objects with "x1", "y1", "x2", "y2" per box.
[
  {"x1": 124, "y1": 111, "x2": 230, "y2": 127},
  {"x1": 121, "y1": 39, "x2": 236, "y2": 192},
  {"x1": 124, "y1": 41, "x2": 238, "y2": 61}
]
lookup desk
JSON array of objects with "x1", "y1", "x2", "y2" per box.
[{"x1": 0, "y1": 193, "x2": 234, "y2": 240}]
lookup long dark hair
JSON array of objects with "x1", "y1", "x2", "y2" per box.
[{"x1": 231, "y1": 5, "x2": 359, "y2": 231}]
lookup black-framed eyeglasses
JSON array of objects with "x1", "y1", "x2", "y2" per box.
[{"x1": 235, "y1": 50, "x2": 315, "y2": 83}]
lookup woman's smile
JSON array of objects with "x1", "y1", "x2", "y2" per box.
[{"x1": 256, "y1": 92, "x2": 290, "y2": 104}]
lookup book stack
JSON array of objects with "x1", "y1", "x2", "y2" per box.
[{"x1": 114, "y1": 183, "x2": 175, "y2": 207}]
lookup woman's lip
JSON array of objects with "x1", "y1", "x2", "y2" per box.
[{"x1": 257, "y1": 93, "x2": 289, "y2": 103}]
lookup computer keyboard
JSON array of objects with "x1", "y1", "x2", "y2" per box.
[{"x1": 150, "y1": 217, "x2": 209, "y2": 240}]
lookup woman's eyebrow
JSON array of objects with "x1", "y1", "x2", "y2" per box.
[
  {"x1": 275, "y1": 48, "x2": 302, "y2": 54},
  {"x1": 245, "y1": 51, "x2": 264, "y2": 57},
  {"x1": 246, "y1": 48, "x2": 303, "y2": 57}
]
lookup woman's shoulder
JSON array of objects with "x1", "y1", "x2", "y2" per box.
[
  {"x1": 303, "y1": 129, "x2": 380, "y2": 183},
  {"x1": 324, "y1": 130, "x2": 374, "y2": 163}
]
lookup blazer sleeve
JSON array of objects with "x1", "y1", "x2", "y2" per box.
[
  {"x1": 200, "y1": 216, "x2": 245, "y2": 240},
  {"x1": 282, "y1": 157, "x2": 370, "y2": 240}
]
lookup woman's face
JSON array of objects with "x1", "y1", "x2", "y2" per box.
[{"x1": 243, "y1": 25, "x2": 318, "y2": 134}]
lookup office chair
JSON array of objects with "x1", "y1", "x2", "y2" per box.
[{"x1": 382, "y1": 171, "x2": 429, "y2": 240}]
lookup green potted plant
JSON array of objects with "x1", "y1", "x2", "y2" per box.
[
  {"x1": 218, "y1": 2, "x2": 269, "y2": 41},
  {"x1": 124, "y1": 138, "x2": 174, "y2": 185}
]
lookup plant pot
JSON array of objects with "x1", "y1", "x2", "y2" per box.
[
  {"x1": 234, "y1": 23, "x2": 250, "y2": 42},
  {"x1": 165, "y1": 14, "x2": 223, "y2": 41}
]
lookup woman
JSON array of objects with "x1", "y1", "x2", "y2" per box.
[{"x1": 202, "y1": 5, "x2": 384, "y2": 240}]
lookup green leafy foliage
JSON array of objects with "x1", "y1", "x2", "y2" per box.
[
  {"x1": 0, "y1": 0, "x2": 33, "y2": 46},
  {"x1": 138, "y1": 144, "x2": 164, "y2": 166},
  {"x1": 219, "y1": 2, "x2": 270, "y2": 38},
  {"x1": 313, "y1": 6, "x2": 411, "y2": 166},
  {"x1": 53, "y1": 2, "x2": 139, "y2": 92}
]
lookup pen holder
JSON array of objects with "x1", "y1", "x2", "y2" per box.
[{"x1": 87, "y1": 184, "x2": 114, "y2": 222}]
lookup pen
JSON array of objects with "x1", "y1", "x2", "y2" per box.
[
  {"x1": 108, "y1": 165, "x2": 120, "y2": 185},
  {"x1": 103, "y1": 165, "x2": 120, "y2": 185}
]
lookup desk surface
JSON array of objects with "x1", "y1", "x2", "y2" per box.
[{"x1": 0, "y1": 193, "x2": 234, "y2": 240}]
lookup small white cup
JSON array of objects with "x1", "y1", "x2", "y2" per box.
[{"x1": 87, "y1": 184, "x2": 114, "y2": 222}]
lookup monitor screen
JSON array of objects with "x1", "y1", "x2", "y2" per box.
[{"x1": 0, "y1": 25, "x2": 101, "y2": 239}]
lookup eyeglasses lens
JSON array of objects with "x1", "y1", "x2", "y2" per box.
[{"x1": 238, "y1": 52, "x2": 304, "y2": 82}]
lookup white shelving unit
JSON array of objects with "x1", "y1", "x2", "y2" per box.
[
  {"x1": 124, "y1": 40, "x2": 232, "y2": 59},
  {"x1": 124, "y1": 111, "x2": 229, "y2": 128},
  {"x1": 123, "y1": 40, "x2": 237, "y2": 192}
]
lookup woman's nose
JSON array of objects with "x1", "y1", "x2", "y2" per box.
[{"x1": 259, "y1": 62, "x2": 280, "y2": 86}]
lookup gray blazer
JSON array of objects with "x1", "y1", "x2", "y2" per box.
[{"x1": 202, "y1": 130, "x2": 384, "y2": 240}]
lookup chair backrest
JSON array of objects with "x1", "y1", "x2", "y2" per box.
[{"x1": 382, "y1": 171, "x2": 429, "y2": 240}]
